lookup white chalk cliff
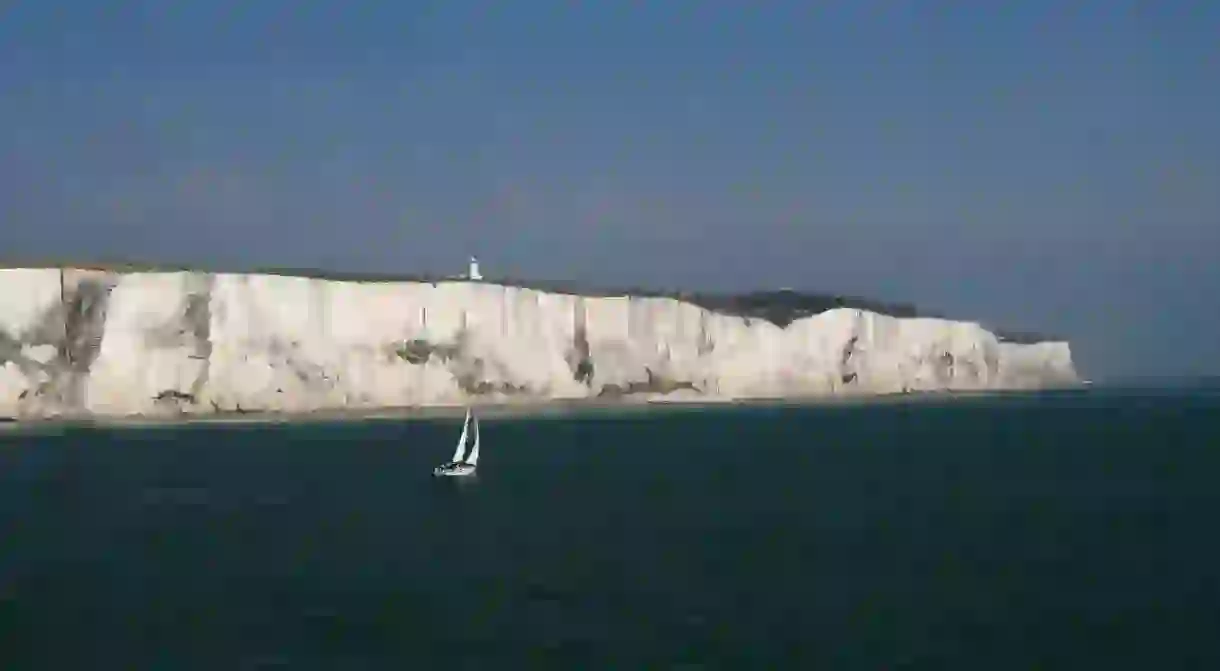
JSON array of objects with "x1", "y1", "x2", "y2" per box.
[{"x1": 0, "y1": 268, "x2": 1078, "y2": 418}]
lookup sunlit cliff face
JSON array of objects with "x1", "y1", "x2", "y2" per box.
[{"x1": 0, "y1": 268, "x2": 1077, "y2": 418}]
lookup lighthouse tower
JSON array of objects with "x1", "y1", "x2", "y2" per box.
[{"x1": 468, "y1": 256, "x2": 482, "y2": 281}]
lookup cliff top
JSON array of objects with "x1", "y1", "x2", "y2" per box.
[{"x1": 0, "y1": 259, "x2": 1058, "y2": 344}]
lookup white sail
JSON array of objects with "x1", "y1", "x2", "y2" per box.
[
  {"x1": 451, "y1": 407, "x2": 471, "y2": 462},
  {"x1": 466, "y1": 416, "x2": 480, "y2": 466}
]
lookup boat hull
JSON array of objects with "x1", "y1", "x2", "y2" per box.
[{"x1": 433, "y1": 464, "x2": 477, "y2": 477}]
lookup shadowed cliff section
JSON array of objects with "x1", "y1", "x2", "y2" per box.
[
  {"x1": 391, "y1": 331, "x2": 533, "y2": 397},
  {"x1": 184, "y1": 276, "x2": 214, "y2": 399},
  {"x1": 147, "y1": 273, "x2": 214, "y2": 411},
  {"x1": 569, "y1": 298, "x2": 594, "y2": 386},
  {"x1": 0, "y1": 270, "x2": 116, "y2": 412}
]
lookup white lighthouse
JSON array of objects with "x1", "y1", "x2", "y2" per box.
[{"x1": 468, "y1": 256, "x2": 482, "y2": 281}]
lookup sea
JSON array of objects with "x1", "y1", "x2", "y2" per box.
[{"x1": 2, "y1": 386, "x2": 1218, "y2": 670}]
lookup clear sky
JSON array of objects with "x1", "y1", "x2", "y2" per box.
[{"x1": 2, "y1": 1, "x2": 1217, "y2": 379}]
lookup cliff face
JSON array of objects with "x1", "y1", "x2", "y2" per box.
[{"x1": 0, "y1": 268, "x2": 1078, "y2": 418}]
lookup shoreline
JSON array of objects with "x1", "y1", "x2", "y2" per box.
[{"x1": 0, "y1": 387, "x2": 1087, "y2": 430}]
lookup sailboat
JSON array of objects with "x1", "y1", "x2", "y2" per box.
[{"x1": 433, "y1": 407, "x2": 480, "y2": 477}]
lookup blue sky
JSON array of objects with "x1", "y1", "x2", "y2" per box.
[{"x1": 2, "y1": 1, "x2": 1217, "y2": 379}]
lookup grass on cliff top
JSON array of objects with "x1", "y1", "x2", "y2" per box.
[{"x1": 0, "y1": 258, "x2": 1056, "y2": 343}]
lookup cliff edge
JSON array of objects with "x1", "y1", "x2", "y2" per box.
[{"x1": 0, "y1": 268, "x2": 1078, "y2": 418}]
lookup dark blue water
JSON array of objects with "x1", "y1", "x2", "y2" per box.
[{"x1": 2, "y1": 389, "x2": 1219, "y2": 669}]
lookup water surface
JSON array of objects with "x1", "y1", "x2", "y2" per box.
[{"x1": 2, "y1": 389, "x2": 1218, "y2": 668}]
